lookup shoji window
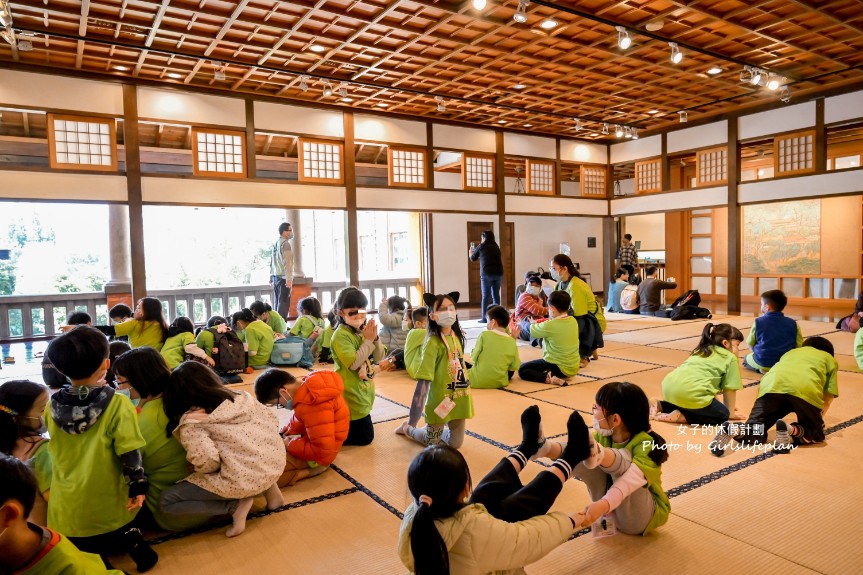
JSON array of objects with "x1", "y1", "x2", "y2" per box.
[
  {"x1": 463, "y1": 153, "x2": 495, "y2": 191},
  {"x1": 48, "y1": 114, "x2": 117, "y2": 171},
  {"x1": 526, "y1": 159, "x2": 556, "y2": 195},
  {"x1": 689, "y1": 209, "x2": 714, "y2": 295},
  {"x1": 192, "y1": 128, "x2": 246, "y2": 177},
  {"x1": 696, "y1": 147, "x2": 728, "y2": 186},
  {"x1": 580, "y1": 165, "x2": 606, "y2": 197},
  {"x1": 635, "y1": 159, "x2": 661, "y2": 194},
  {"x1": 388, "y1": 146, "x2": 427, "y2": 187},
  {"x1": 774, "y1": 130, "x2": 815, "y2": 176},
  {"x1": 298, "y1": 138, "x2": 344, "y2": 184}
]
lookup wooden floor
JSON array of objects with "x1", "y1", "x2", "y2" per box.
[{"x1": 2, "y1": 312, "x2": 861, "y2": 575}]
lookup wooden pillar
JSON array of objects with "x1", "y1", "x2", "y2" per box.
[
  {"x1": 495, "y1": 131, "x2": 508, "y2": 306},
  {"x1": 602, "y1": 216, "x2": 614, "y2": 295},
  {"x1": 815, "y1": 99, "x2": 827, "y2": 174},
  {"x1": 344, "y1": 112, "x2": 359, "y2": 287},
  {"x1": 423, "y1": 123, "x2": 435, "y2": 295},
  {"x1": 245, "y1": 99, "x2": 257, "y2": 179},
  {"x1": 555, "y1": 138, "x2": 562, "y2": 196},
  {"x1": 122, "y1": 84, "x2": 147, "y2": 302},
  {"x1": 727, "y1": 116, "x2": 741, "y2": 314},
  {"x1": 661, "y1": 133, "x2": 671, "y2": 191}
]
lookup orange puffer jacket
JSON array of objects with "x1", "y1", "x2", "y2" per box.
[{"x1": 284, "y1": 370, "x2": 350, "y2": 466}]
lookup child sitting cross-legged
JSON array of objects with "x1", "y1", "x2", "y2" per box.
[
  {"x1": 468, "y1": 305, "x2": 521, "y2": 389},
  {"x1": 712, "y1": 336, "x2": 839, "y2": 457},
  {"x1": 159, "y1": 362, "x2": 286, "y2": 537},
  {"x1": 254, "y1": 369, "x2": 350, "y2": 486},
  {"x1": 517, "y1": 290, "x2": 581, "y2": 387},
  {"x1": 743, "y1": 289, "x2": 803, "y2": 374},
  {"x1": 0, "y1": 454, "x2": 126, "y2": 575}
]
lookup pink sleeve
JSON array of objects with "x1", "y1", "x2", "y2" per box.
[{"x1": 600, "y1": 463, "x2": 647, "y2": 512}]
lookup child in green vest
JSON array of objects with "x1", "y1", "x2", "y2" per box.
[
  {"x1": 402, "y1": 308, "x2": 428, "y2": 378},
  {"x1": 250, "y1": 300, "x2": 287, "y2": 336},
  {"x1": 469, "y1": 305, "x2": 521, "y2": 389},
  {"x1": 331, "y1": 288, "x2": 386, "y2": 446},
  {"x1": 518, "y1": 291, "x2": 581, "y2": 386},
  {"x1": 160, "y1": 317, "x2": 212, "y2": 369},
  {"x1": 43, "y1": 326, "x2": 157, "y2": 571},
  {"x1": 535, "y1": 381, "x2": 671, "y2": 535},
  {"x1": 289, "y1": 297, "x2": 327, "y2": 359},
  {"x1": 75, "y1": 297, "x2": 169, "y2": 351},
  {"x1": 0, "y1": 455, "x2": 126, "y2": 575},
  {"x1": 396, "y1": 292, "x2": 474, "y2": 449},
  {"x1": 232, "y1": 309, "x2": 275, "y2": 369}
]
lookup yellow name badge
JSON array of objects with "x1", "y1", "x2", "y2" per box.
[{"x1": 434, "y1": 396, "x2": 456, "y2": 419}]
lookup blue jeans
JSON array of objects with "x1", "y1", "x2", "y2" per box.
[
  {"x1": 272, "y1": 275, "x2": 292, "y2": 319},
  {"x1": 480, "y1": 274, "x2": 503, "y2": 318}
]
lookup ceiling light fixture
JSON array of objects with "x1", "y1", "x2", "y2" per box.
[
  {"x1": 767, "y1": 75, "x2": 781, "y2": 91},
  {"x1": 751, "y1": 67, "x2": 763, "y2": 85},
  {"x1": 1, "y1": 28, "x2": 15, "y2": 46},
  {"x1": 615, "y1": 125, "x2": 624, "y2": 137},
  {"x1": 669, "y1": 42, "x2": 682, "y2": 64},
  {"x1": 740, "y1": 66, "x2": 752, "y2": 83},
  {"x1": 632, "y1": 129, "x2": 639, "y2": 140},
  {"x1": 338, "y1": 82, "x2": 349, "y2": 97},
  {"x1": 0, "y1": 5, "x2": 10, "y2": 28},
  {"x1": 601, "y1": 123, "x2": 609, "y2": 135},
  {"x1": 540, "y1": 18, "x2": 558, "y2": 30},
  {"x1": 214, "y1": 66, "x2": 226, "y2": 81},
  {"x1": 309, "y1": 44, "x2": 325, "y2": 53},
  {"x1": 322, "y1": 80, "x2": 333, "y2": 97},
  {"x1": 498, "y1": 120, "x2": 507, "y2": 124},
  {"x1": 616, "y1": 26, "x2": 632, "y2": 50},
  {"x1": 472, "y1": 0, "x2": 487, "y2": 10},
  {"x1": 113, "y1": 65, "x2": 130, "y2": 72},
  {"x1": 589, "y1": 132, "x2": 599, "y2": 137},
  {"x1": 707, "y1": 66, "x2": 722, "y2": 75},
  {"x1": 624, "y1": 127, "x2": 633, "y2": 139},
  {"x1": 524, "y1": 123, "x2": 532, "y2": 128},
  {"x1": 342, "y1": 97, "x2": 353, "y2": 103},
  {"x1": 779, "y1": 85, "x2": 791, "y2": 103},
  {"x1": 435, "y1": 96, "x2": 445, "y2": 112},
  {"x1": 377, "y1": 102, "x2": 388, "y2": 107},
  {"x1": 513, "y1": 83, "x2": 526, "y2": 89},
  {"x1": 679, "y1": 110, "x2": 688, "y2": 123},
  {"x1": 298, "y1": 75, "x2": 309, "y2": 92},
  {"x1": 513, "y1": 0, "x2": 529, "y2": 24},
  {"x1": 647, "y1": 109, "x2": 659, "y2": 114},
  {"x1": 575, "y1": 118, "x2": 582, "y2": 131},
  {"x1": 167, "y1": 72, "x2": 183, "y2": 79}
]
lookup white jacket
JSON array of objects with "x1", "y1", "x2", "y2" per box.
[
  {"x1": 174, "y1": 391, "x2": 286, "y2": 499},
  {"x1": 397, "y1": 502, "x2": 574, "y2": 575},
  {"x1": 378, "y1": 300, "x2": 408, "y2": 351}
]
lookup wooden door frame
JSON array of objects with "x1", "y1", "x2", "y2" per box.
[{"x1": 466, "y1": 221, "x2": 515, "y2": 310}]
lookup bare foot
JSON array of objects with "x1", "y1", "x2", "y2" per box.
[
  {"x1": 264, "y1": 483, "x2": 284, "y2": 511},
  {"x1": 226, "y1": 497, "x2": 254, "y2": 537}
]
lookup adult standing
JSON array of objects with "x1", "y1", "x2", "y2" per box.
[
  {"x1": 270, "y1": 222, "x2": 294, "y2": 319},
  {"x1": 617, "y1": 233, "x2": 639, "y2": 277},
  {"x1": 468, "y1": 230, "x2": 504, "y2": 323}
]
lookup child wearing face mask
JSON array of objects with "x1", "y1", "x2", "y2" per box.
[
  {"x1": 517, "y1": 291, "x2": 581, "y2": 386},
  {"x1": 0, "y1": 380, "x2": 52, "y2": 525},
  {"x1": 402, "y1": 308, "x2": 429, "y2": 378},
  {"x1": 254, "y1": 369, "x2": 350, "y2": 486},
  {"x1": 378, "y1": 296, "x2": 412, "y2": 373},
  {"x1": 535, "y1": 382, "x2": 670, "y2": 535},
  {"x1": 331, "y1": 287, "x2": 386, "y2": 446},
  {"x1": 396, "y1": 292, "x2": 474, "y2": 449},
  {"x1": 469, "y1": 306, "x2": 521, "y2": 389},
  {"x1": 513, "y1": 276, "x2": 548, "y2": 342}
]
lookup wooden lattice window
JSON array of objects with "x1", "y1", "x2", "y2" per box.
[
  {"x1": 388, "y1": 146, "x2": 427, "y2": 187},
  {"x1": 298, "y1": 138, "x2": 344, "y2": 184},
  {"x1": 635, "y1": 159, "x2": 661, "y2": 193},
  {"x1": 696, "y1": 147, "x2": 728, "y2": 186},
  {"x1": 192, "y1": 128, "x2": 246, "y2": 177},
  {"x1": 463, "y1": 153, "x2": 495, "y2": 191},
  {"x1": 774, "y1": 130, "x2": 815, "y2": 176},
  {"x1": 48, "y1": 113, "x2": 117, "y2": 171},
  {"x1": 526, "y1": 159, "x2": 555, "y2": 195},
  {"x1": 580, "y1": 165, "x2": 606, "y2": 197}
]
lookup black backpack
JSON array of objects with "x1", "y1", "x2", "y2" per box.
[
  {"x1": 670, "y1": 306, "x2": 712, "y2": 321},
  {"x1": 670, "y1": 290, "x2": 701, "y2": 309},
  {"x1": 210, "y1": 328, "x2": 247, "y2": 374}
]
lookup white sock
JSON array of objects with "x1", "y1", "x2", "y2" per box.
[
  {"x1": 226, "y1": 497, "x2": 254, "y2": 537},
  {"x1": 264, "y1": 483, "x2": 284, "y2": 511}
]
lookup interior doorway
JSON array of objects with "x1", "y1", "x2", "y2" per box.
[{"x1": 467, "y1": 221, "x2": 515, "y2": 309}]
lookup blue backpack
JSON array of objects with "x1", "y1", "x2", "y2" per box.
[{"x1": 270, "y1": 335, "x2": 314, "y2": 369}]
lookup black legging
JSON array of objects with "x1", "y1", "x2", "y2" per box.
[{"x1": 470, "y1": 457, "x2": 564, "y2": 522}]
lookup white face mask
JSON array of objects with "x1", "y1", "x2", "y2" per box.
[
  {"x1": 435, "y1": 311, "x2": 457, "y2": 327},
  {"x1": 527, "y1": 285, "x2": 541, "y2": 296},
  {"x1": 593, "y1": 416, "x2": 614, "y2": 437}
]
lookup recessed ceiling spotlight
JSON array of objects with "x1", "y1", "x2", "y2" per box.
[
  {"x1": 616, "y1": 26, "x2": 632, "y2": 50},
  {"x1": 707, "y1": 66, "x2": 723, "y2": 75},
  {"x1": 601, "y1": 123, "x2": 609, "y2": 135},
  {"x1": 524, "y1": 124, "x2": 532, "y2": 128},
  {"x1": 669, "y1": 42, "x2": 683, "y2": 64},
  {"x1": 322, "y1": 80, "x2": 334, "y2": 97},
  {"x1": 113, "y1": 65, "x2": 130, "y2": 72},
  {"x1": 540, "y1": 18, "x2": 558, "y2": 30},
  {"x1": 647, "y1": 109, "x2": 659, "y2": 114},
  {"x1": 498, "y1": 120, "x2": 507, "y2": 124},
  {"x1": 514, "y1": 83, "x2": 526, "y2": 89},
  {"x1": 167, "y1": 72, "x2": 183, "y2": 79},
  {"x1": 341, "y1": 97, "x2": 353, "y2": 102},
  {"x1": 309, "y1": 44, "x2": 325, "y2": 53},
  {"x1": 513, "y1": 0, "x2": 529, "y2": 24},
  {"x1": 589, "y1": 132, "x2": 599, "y2": 137},
  {"x1": 679, "y1": 110, "x2": 688, "y2": 123},
  {"x1": 472, "y1": 0, "x2": 487, "y2": 9},
  {"x1": 645, "y1": 19, "x2": 664, "y2": 32},
  {"x1": 377, "y1": 102, "x2": 388, "y2": 107}
]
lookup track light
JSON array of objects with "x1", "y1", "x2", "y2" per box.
[
  {"x1": 322, "y1": 80, "x2": 333, "y2": 97},
  {"x1": 214, "y1": 64, "x2": 226, "y2": 81},
  {"x1": 679, "y1": 111, "x2": 688, "y2": 123},
  {"x1": 1, "y1": 28, "x2": 15, "y2": 46},
  {"x1": 298, "y1": 75, "x2": 309, "y2": 92},
  {"x1": 632, "y1": 129, "x2": 639, "y2": 140},
  {"x1": 779, "y1": 85, "x2": 791, "y2": 103},
  {"x1": 669, "y1": 42, "x2": 682, "y2": 64},
  {"x1": 575, "y1": 118, "x2": 582, "y2": 132},
  {"x1": 767, "y1": 74, "x2": 781, "y2": 91},
  {"x1": 616, "y1": 26, "x2": 631, "y2": 50},
  {"x1": 624, "y1": 127, "x2": 633, "y2": 139},
  {"x1": 615, "y1": 125, "x2": 623, "y2": 138},
  {"x1": 513, "y1": 0, "x2": 528, "y2": 24},
  {"x1": 338, "y1": 82, "x2": 349, "y2": 98},
  {"x1": 751, "y1": 68, "x2": 763, "y2": 85},
  {"x1": 435, "y1": 96, "x2": 445, "y2": 112},
  {"x1": 601, "y1": 123, "x2": 609, "y2": 135},
  {"x1": 472, "y1": 0, "x2": 487, "y2": 10},
  {"x1": 740, "y1": 66, "x2": 752, "y2": 83}
]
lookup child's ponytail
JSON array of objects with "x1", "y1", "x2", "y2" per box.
[
  {"x1": 646, "y1": 429, "x2": 669, "y2": 465},
  {"x1": 692, "y1": 323, "x2": 744, "y2": 357},
  {"x1": 595, "y1": 381, "x2": 669, "y2": 466},
  {"x1": 411, "y1": 499, "x2": 450, "y2": 575}
]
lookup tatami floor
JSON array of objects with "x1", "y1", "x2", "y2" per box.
[{"x1": 2, "y1": 312, "x2": 861, "y2": 575}]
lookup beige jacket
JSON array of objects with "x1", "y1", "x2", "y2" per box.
[
  {"x1": 397, "y1": 502, "x2": 574, "y2": 575},
  {"x1": 174, "y1": 391, "x2": 286, "y2": 499}
]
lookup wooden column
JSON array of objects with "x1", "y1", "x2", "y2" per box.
[
  {"x1": 727, "y1": 116, "x2": 741, "y2": 314},
  {"x1": 423, "y1": 123, "x2": 435, "y2": 295},
  {"x1": 245, "y1": 99, "x2": 257, "y2": 179},
  {"x1": 495, "y1": 131, "x2": 508, "y2": 306},
  {"x1": 815, "y1": 99, "x2": 827, "y2": 174},
  {"x1": 122, "y1": 84, "x2": 147, "y2": 302},
  {"x1": 602, "y1": 216, "x2": 614, "y2": 295},
  {"x1": 661, "y1": 133, "x2": 671, "y2": 191},
  {"x1": 344, "y1": 112, "x2": 359, "y2": 287},
  {"x1": 555, "y1": 138, "x2": 562, "y2": 196}
]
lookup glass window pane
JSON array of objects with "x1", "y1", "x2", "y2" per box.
[
  {"x1": 690, "y1": 256, "x2": 712, "y2": 274},
  {"x1": 691, "y1": 237, "x2": 711, "y2": 254},
  {"x1": 759, "y1": 277, "x2": 779, "y2": 292},
  {"x1": 714, "y1": 276, "x2": 727, "y2": 295},
  {"x1": 834, "y1": 155, "x2": 860, "y2": 170},
  {"x1": 807, "y1": 278, "x2": 830, "y2": 298},
  {"x1": 691, "y1": 276, "x2": 712, "y2": 294},
  {"x1": 834, "y1": 278, "x2": 858, "y2": 299},
  {"x1": 691, "y1": 217, "x2": 712, "y2": 235},
  {"x1": 741, "y1": 277, "x2": 756, "y2": 296},
  {"x1": 783, "y1": 277, "x2": 804, "y2": 298}
]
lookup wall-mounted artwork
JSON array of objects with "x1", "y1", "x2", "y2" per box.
[{"x1": 743, "y1": 199, "x2": 821, "y2": 274}]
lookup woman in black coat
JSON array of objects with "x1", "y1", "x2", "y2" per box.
[{"x1": 468, "y1": 230, "x2": 504, "y2": 323}]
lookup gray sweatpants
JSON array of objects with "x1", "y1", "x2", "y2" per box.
[
  {"x1": 572, "y1": 448, "x2": 655, "y2": 535},
  {"x1": 405, "y1": 419, "x2": 467, "y2": 449},
  {"x1": 160, "y1": 480, "x2": 240, "y2": 519}
]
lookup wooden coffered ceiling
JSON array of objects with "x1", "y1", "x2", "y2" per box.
[{"x1": 1, "y1": 0, "x2": 862, "y2": 140}]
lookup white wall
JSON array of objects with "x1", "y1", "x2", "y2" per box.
[
  {"x1": 739, "y1": 170, "x2": 863, "y2": 204},
  {"x1": 141, "y1": 178, "x2": 346, "y2": 208},
  {"x1": 0, "y1": 171, "x2": 127, "y2": 202},
  {"x1": 618, "y1": 178, "x2": 635, "y2": 196},
  {"x1": 505, "y1": 195, "x2": 607, "y2": 216},
  {"x1": 825, "y1": 90, "x2": 863, "y2": 125},
  {"x1": 667, "y1": 120, "x2": 728, "y2": 153},
  {"x1": 624, "y1": 213, "x2": 665, "y2": 250},
  {"x1": 433, "y1": 170, "x2": 464, "y2": 190},
  {"x1": 355, "y1": 114, "x2": 426, "y2": 146},
  {"x1": 255, "y1": 101, "x2": 344, "y2": 137},
  {"x1": 610, "y1": 135, "x2": 661, "y2": 164},
  {"x1": 431, "y1": 214, "x2": 497, "y2": 297},
  {"x1": 560, "y1": 140, "x2": 606, "y2": 164},
  {"x1": 357, "y1": 188, "x2": 497, "y2": 212},
  {"x1": 0, "y1": 70, "x2": 124, "y2": 116},
  {"x1": 738, "y1": 101, "x2": 815, "y2": 140},
  {"x1": 611, "y1": 186, "x2": 728, "y2": 215},
  {"x1": 503, "y1": 133, "x2": 556, "y2": 159},
  {"x1": 137, "y1": 88, "x2": 245, "y2": 127},
  {"x1": 433, "y1": 124, "x2": 495, "y2": 153}
]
